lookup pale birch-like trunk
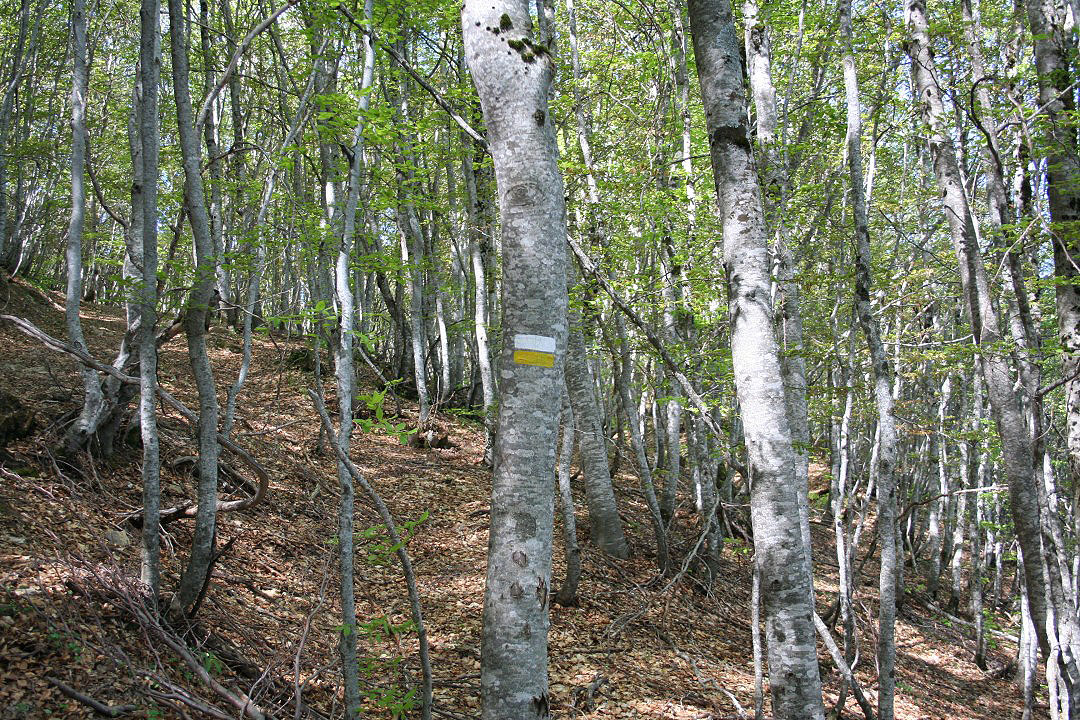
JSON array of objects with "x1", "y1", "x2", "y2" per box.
[
  {"x1": 554, "y1": 395, "x2": 581, "y2": 606},
  {"x1": 687, "y1": 0, "x2": 825, "y2": 715},
  {"x1": 136, "y1": 0, "x2": 162, "y2": 598},
  {"x1": 62, "y1": 0, "x2": 107, "y2": 455},
  {"x1": 199, "y1": 0, "x2": 230, "y2": 318},
  {"x1": 463, "y1": 2, "x2": 568, "y2": 715},
  {"x1": 839, "y1": 0, "x2": 898, "y2": 712},
  {"x1": 742, "y1": 0, "x2": 814, "y2": 607},
  {"x1": 905, "y1": 0, "x2": 1059, "y2": 688},
  {"x1": 332, "y1": 3, "x2": 374, "y2": 712},
  {"x1": 565, "y1": 295, "x2": 630, "y2": 558},
  {"x1": 462, "y1": 142, "x2": 497, "y2": 462},
  {"x1": 1023, "y1": 0, "x2": 1080, "y2": 500},
  {"x1": 604, "y1": 311, "x2": 669, "y2": 573}
]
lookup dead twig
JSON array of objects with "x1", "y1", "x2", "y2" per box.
[{"x1": 46, "y1": 676, "x2": 138, "y2": 717}]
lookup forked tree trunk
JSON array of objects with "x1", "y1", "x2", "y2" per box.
[
  {"x1": 463, "y1": 2, "x2": 568, "y2": 716},
  {"x1": 687, "y1": 0, "x2": 825, "y2": 716}
]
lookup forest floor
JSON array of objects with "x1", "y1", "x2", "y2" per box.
[{"x1": 0, "y1": 276, "x2": 1045, "y2": 719}]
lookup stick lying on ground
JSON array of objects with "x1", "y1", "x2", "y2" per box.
[{"x1": 46, "y1": 676, "x2": 138, "y2": 717}]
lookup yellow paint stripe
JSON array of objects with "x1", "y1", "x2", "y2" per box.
[{"x1": 513, "y1": 349, "x2": 555, "y2": 368}]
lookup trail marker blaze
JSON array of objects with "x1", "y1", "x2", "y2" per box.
[{"x1": 513, "y1": 334, "x2": 556, "y2": 368}]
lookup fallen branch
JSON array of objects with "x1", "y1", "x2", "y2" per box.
[
  {"x1": 607, "y1": 493, "x2": 721, "y2": 636},
  {"x1": 143, "y1": 677, "x2": 234, "y2": 720},
  {"x1": 130, "y1": 602, "x2": 268, "y2": 720},
  {"x1": 925, "y1": 601, "x2": 1018, "y2": 643},
  {"x1": 653, "y1": 626, "x2": 747, "y2": 720},
  {"x1": 46, "y1": 676, "x2": 138, "y2": 717},
  {"x1": 293, "y1": 552, "x2": 331, "y2": 720}
]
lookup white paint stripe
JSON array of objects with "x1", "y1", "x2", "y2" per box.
[{"x1": 513, "y1": 334, "x2": 556, "y2": 354}]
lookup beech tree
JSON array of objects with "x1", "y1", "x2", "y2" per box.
[
  {"x1": 687, "y1": 0, "x2": 825, "y2": 715},
  {"x1": 7, "y1": 0, "x2": 1080, "y2": 715},
  {"x1": 462, "y1": 0, "x2": 568, "y2": 716}
]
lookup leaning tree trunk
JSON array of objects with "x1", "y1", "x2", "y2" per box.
[
  {"x1": 687, "y1": 0, "x2": 825, "y2": 717},
  {"x1": 463, "y1": 2, "x2": 568, "y2": 717},
  {"x1": 906, "y1": 0, "x2": 1064, "y2": 692}
]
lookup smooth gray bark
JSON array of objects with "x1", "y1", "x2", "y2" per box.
[
  {"x1": 462, "y1": 142, "x2": 497, "y2": 462},
  {"x1": 839, "y1": 0, "x2": 898, "y2": 713},
  {"x1": 1023, "y1": 0, "x2": 1080, "y2": 500},
  {"x1": 0, "y1": 0, "x2": 30, "y2": 265},
  {"x1": 168, "y1": 0, "x2": 222, "y2": 613},
  {"x1": 137, "y1": 0, "x2": 161, "y2": 598},
  {"x1": 330, "y1": 4, "x2": 375, "y2": 713},
  {"x1": 554, "y1": 396, "x2": 581, "y2": 606},
  {"x1": 463, "y1": 2, "x2": 568, "y2": 716},
  {"x1": 906, "y1": 0, "x2": 1059, "y2": 689},
  {"x1": 199, "y1": 0, "x2": 231, "y2": 319},
  {"x1": 62, "y1": 0, "x2": 106, "y2": 456},
  {"x1": 742, "y1": 0, "x2": 814, "y2": 607},
  {"x1": 222, "y1": 48, "x2": 320, "y2": 438},
  {"x1": 687, "y1": 0, "x2": 825, "y2": 716},
  {"x1": 603, "y1": 311, "x2": 669, "y2": 573},
  {"x1": 565, "y1": 298, "x2": 630, "y2": 558}
]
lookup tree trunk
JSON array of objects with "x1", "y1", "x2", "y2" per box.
[
  {"x1": 564, "y1": 290, "x2": 630, "y2": 558},
  {"x1": 687, "y1": 0, "x2": 825, "y2": 716},
  {"x1": 1023, "y1": 0, "x2": 1080, "y2": 496},
  {"x1": 839, "y1": 0, "x2": 898, "y2": 713},
  {"x1": 167, "y1": 0, "x2": 222, "y2": 614},
  {"x1": 463, "y1": 2, "x2": 568, "y2": 716},
  {"x1": 463, "y1": 141, "x2": 497, "y2": 463},
  {"x1": 905, "y1": 0, "x2": 1060, "y2": 685},
  {"x1": 136, "y1": 0, "x2": 162, "y2": 599},
  {"x1": 555, "y1": 395, "x2": 581, "y2": 606},
  {"x1": 62, "y1": 0, "x2": 107, "y2": 456},
  {"x1": 0, "y1": 0, "x2": 31, "y2": 266},
  {"x1": 603, "y1": 311, "x2": 669, "y2": 573}
]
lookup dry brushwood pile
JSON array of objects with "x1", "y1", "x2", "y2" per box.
[{"x1": 0, "y1": 279, "x2": 1040, "y2": 719}]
